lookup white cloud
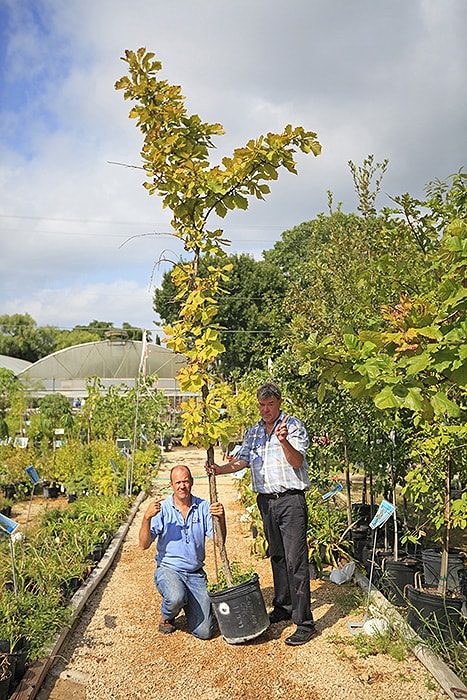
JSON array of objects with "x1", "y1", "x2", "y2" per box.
[
  {"x1": 3, "y1": 280, "x2": 159, "y2": 331},
  {"x1": 0, "y1": 0, "x2": 465, "y2": 330}
]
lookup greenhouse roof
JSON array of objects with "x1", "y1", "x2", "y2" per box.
[
  {"x1": 16, "y1": 340, "x2": 186, "y2": 399},
  {"x1": 0, "y1": 354, "x2": 32, "y2": 375}
]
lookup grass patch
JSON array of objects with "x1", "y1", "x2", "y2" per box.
[
  {"x1": 328, "y1": 628, "x2": 408, "y2": 662},
  {"x1": 332, "y1": 583, "x2": 365, "y2": 616}
]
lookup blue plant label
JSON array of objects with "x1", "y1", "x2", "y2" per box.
[
  {"x1": 322, "y1": 483, "x2": 343, "y2": 501},
  {"x1": 25, "y1": 465, "x2": 41, "y2": 484},
  {"x1": 139, "y1": 432, "x2": 148, "y2": 443},
  {"x1": 0, "y1": 512, "x2": 20, "y2": 535},
  {"x1": 109, "y1": 459, "x2": 118, "y2": 474},
  {"x1": 369, "y1": 499, "x2": 395, "y2": 530}
]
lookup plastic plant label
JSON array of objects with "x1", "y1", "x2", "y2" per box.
[
  {"x1": 0, "y1": 512, "x2": 20, "y2": 535},
  {"x1": 322, "y1": 483, "x2": 343, "y2": 501},
  {"x1": 369, "y1": 499, "x2": 395, "y2": 530},
  {"x1": 25, "y1": 464, "x2": 41, "y2": 484}
]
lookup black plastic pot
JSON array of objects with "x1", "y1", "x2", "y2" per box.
[
  {"x1": 381, "y1": 557, "x2": 421, "y2": 606},
  {"x1": 42, "y1": 482, "x2": 60, "y2": 499},
  {"x1": 0, "y1": 671, "x2": 12, "y2": 700},
  {"x1": 351, "y1": 525, "x2": 370, "y2": 563},
  {"x1": 406, "y1": 584, "x2": 465, "y2": 642},
  {"x1": 67, "y1": 493, "x2": 78, "y2": 503},
  {"x1": 3, "y1": 484, "x2": 15, "y2": 500},
  {"x1": 0, "y1": 505, "x2": 11, "y2": 517},
  {"x1": 421, "y1": 549, "x2": 465, "y2": 593},
  {"x1": 11, "y1": 637, "x2": 28, "y2": 684},
  {"x1": 208, "y1": 574, "x2": 269, "y2": 644}
]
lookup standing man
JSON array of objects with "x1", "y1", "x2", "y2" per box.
[
  {"x1": 139, "y1": 464, "x2": 225, "y2": 640},
  {"x1": 208, "y1": 382, "x2": 316, "y2": 646}
]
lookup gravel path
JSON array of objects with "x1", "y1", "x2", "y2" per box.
[{"x1": 37, "y1": 447, "x2": 445, "y2": 700}]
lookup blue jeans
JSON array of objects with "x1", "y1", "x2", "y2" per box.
[{"x1": 155, "y1": 565, "x2": 216, "y2": 640}]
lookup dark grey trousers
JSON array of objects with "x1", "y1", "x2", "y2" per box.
[{"x1": 257, "y1": 491, "x2": 314, "y2": 630}]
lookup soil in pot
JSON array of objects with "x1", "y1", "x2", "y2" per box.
[
  {"x1": 406, "y1": 584, "x2": 465, "y2": 642},
  {"x1": 208, "y1": 574, "x2": 269, "y2": 644}
]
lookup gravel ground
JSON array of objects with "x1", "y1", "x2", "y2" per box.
[{"x1": 36, "y1": 447, "x2": 445, "y2": 700}]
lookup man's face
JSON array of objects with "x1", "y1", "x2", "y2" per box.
[
  {"x1": 258, "y1": 395, "x2": 281, "y2": 425},
  {"x1": 171, "y1": 468, "x2": 193, "y2": 499}
]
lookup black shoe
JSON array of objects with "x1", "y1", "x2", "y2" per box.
[
  {"x1": 268, "y1": 608, "x2": 291, "y2": 624},
  {"x1": 284, "y1": 626, "x2": 317, "y2": 646},
  {"x1": 158, "y1": 617, "x2": 176, "y2": 634}
]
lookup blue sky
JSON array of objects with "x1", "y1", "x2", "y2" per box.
[{"x1": 0, "y1": 0, "x2": 465, "y2": 333}]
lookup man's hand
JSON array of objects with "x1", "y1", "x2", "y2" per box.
[
  {"x1": 275, "y1": 414, "x2": 289, "y2": 443},
  {"x1": 143, "y1": 498, "x2": 161, "y2": 521},
  {"x1": 209, "y1": 501, "x2": 224, "y2": 518},
  {"x1": 139, "y1": 498, "x2": 160, "y2": 550},
  {"x1": 205, "y1": 460, "x2": 221, "y2": 476}
]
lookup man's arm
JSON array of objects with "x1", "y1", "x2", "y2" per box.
[
  {"x1": 139, "y1": 498, "x2": 160, "y2": 550},
  {"x1": 206, "y1": 458, "x2": 249, "y2": 476}
]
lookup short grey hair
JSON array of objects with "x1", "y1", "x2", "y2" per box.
[{"x1": 256, "y1": 382, "x2": 282, "y2": 401}]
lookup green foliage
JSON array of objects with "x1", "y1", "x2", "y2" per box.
[
  {"x1": 208, "y1": 561, "x2": 256, "y2": 592},
  {"x1": 116, "y1": 47, "x2": 320, "y2": 448},
  {"x1": 154, "y1": 253, "x2": 288, "y2": 378},
  {"x1": 0, "y1": 313, "x2": 57, "y2": 363},
  {"x1": 349, "y1": 630, "x2": 407, "y2": 661},
  {"x1": 37, "y1": 393, "x2": 74, "y2": 443},
  {"x1": 305, "y1": 488, "x2": 352, "y2": 575},
  {"x1": 0, "y1": 495, "x2": 130, "y2": 659},
  {"x1": 76, "y1": 376, "x2": 167, "y2": 443}
]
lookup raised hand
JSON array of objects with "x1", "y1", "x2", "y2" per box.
[{"x1": 275, "y1": 414, "x2": 289, "y2": 442}]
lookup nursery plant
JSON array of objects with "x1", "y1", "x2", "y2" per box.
[
  {"x1": 298, "y1": 172, "x2": 466, "y2": 634},
  {"x1": 116, "y1": 47, "x2": 321, "y2": 586}
]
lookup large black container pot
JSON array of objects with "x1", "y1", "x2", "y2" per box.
[
  {"x1": 351, "y1": 525, "x2": 370, "y2": 563},
  {"x1": 381, "y1": 557, "x2": 421, "y2": 606},
  {"x1": 208, "y1": 574, "x2": 269, "y2": 644},
  {"x1": 406, "y1": 584, "x2": 465, "y2": 642},
  {"x1": 0, "y1": 671, "x2": 12, "y2": 700},
  {"x1": 42, "y1": 482, "x2": 60, "y2": 499},
  {"x1": 421, "y1": 549, "x2": 465, "y2": 593}
]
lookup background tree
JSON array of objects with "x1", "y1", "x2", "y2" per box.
[
  {"x1": 154, "y1": 252, "x2": 286, "y2": 378},
  {"x1": 0, "y1": 314, "x2": 57, "y2": 362}
]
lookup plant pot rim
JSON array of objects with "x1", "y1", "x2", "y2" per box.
[{"x1": 405, "y1": 583, "x2": 466, "y2": 602}]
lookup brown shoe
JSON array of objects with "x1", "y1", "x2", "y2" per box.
[{"x1": 158, "y1": 618, "x2": 176, "y2": 634}]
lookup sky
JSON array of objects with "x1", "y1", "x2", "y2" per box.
[{"x1": 0, "y1": 0, "x2": 465, "y2": 336}]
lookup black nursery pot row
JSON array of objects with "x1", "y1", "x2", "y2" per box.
[
  {"x1": 350, "y1": 523, "x2": 466, "y2": 643},
  {"x1": 0, "y1": 637, "x2": 29, "y2": 700}
]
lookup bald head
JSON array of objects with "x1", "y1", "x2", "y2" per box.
[{"x1": 170, "y1": 465, "x2": 193, "y2": 485}]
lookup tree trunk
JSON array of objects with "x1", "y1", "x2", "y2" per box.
[
  {"x1": 344, "y1": 444, "x2": 352, "y2": 527},
  {"x1": 438, "y1": 456, "x2": 451, "y2": 597},
  {"x1": 206, "y1": 444, "x2": 233, "y2": 587}
]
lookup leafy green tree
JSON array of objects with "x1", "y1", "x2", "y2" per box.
[
  {"x1": 0, "y1": 368, "x2": 18, "y2": 438},
  {"x1": 76, "y1": 376, "x2": 167, "y2": 444},
  {"x1": 299, "y1": 172, "x2": 467, "y2": 594},
  {"x1": 0, "y1": 314, "x2": 57, "y2": 362},
  {"x1": 154, "y1": 253, "x2": 286, "y2": 378},
  {"x1": 37, "y1": 393, "x2": 74, "y2": 444}
]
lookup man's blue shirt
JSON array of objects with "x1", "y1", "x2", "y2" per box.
[{"x1": 150, "y1": 494, "x2": 213, "y2": 573}]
